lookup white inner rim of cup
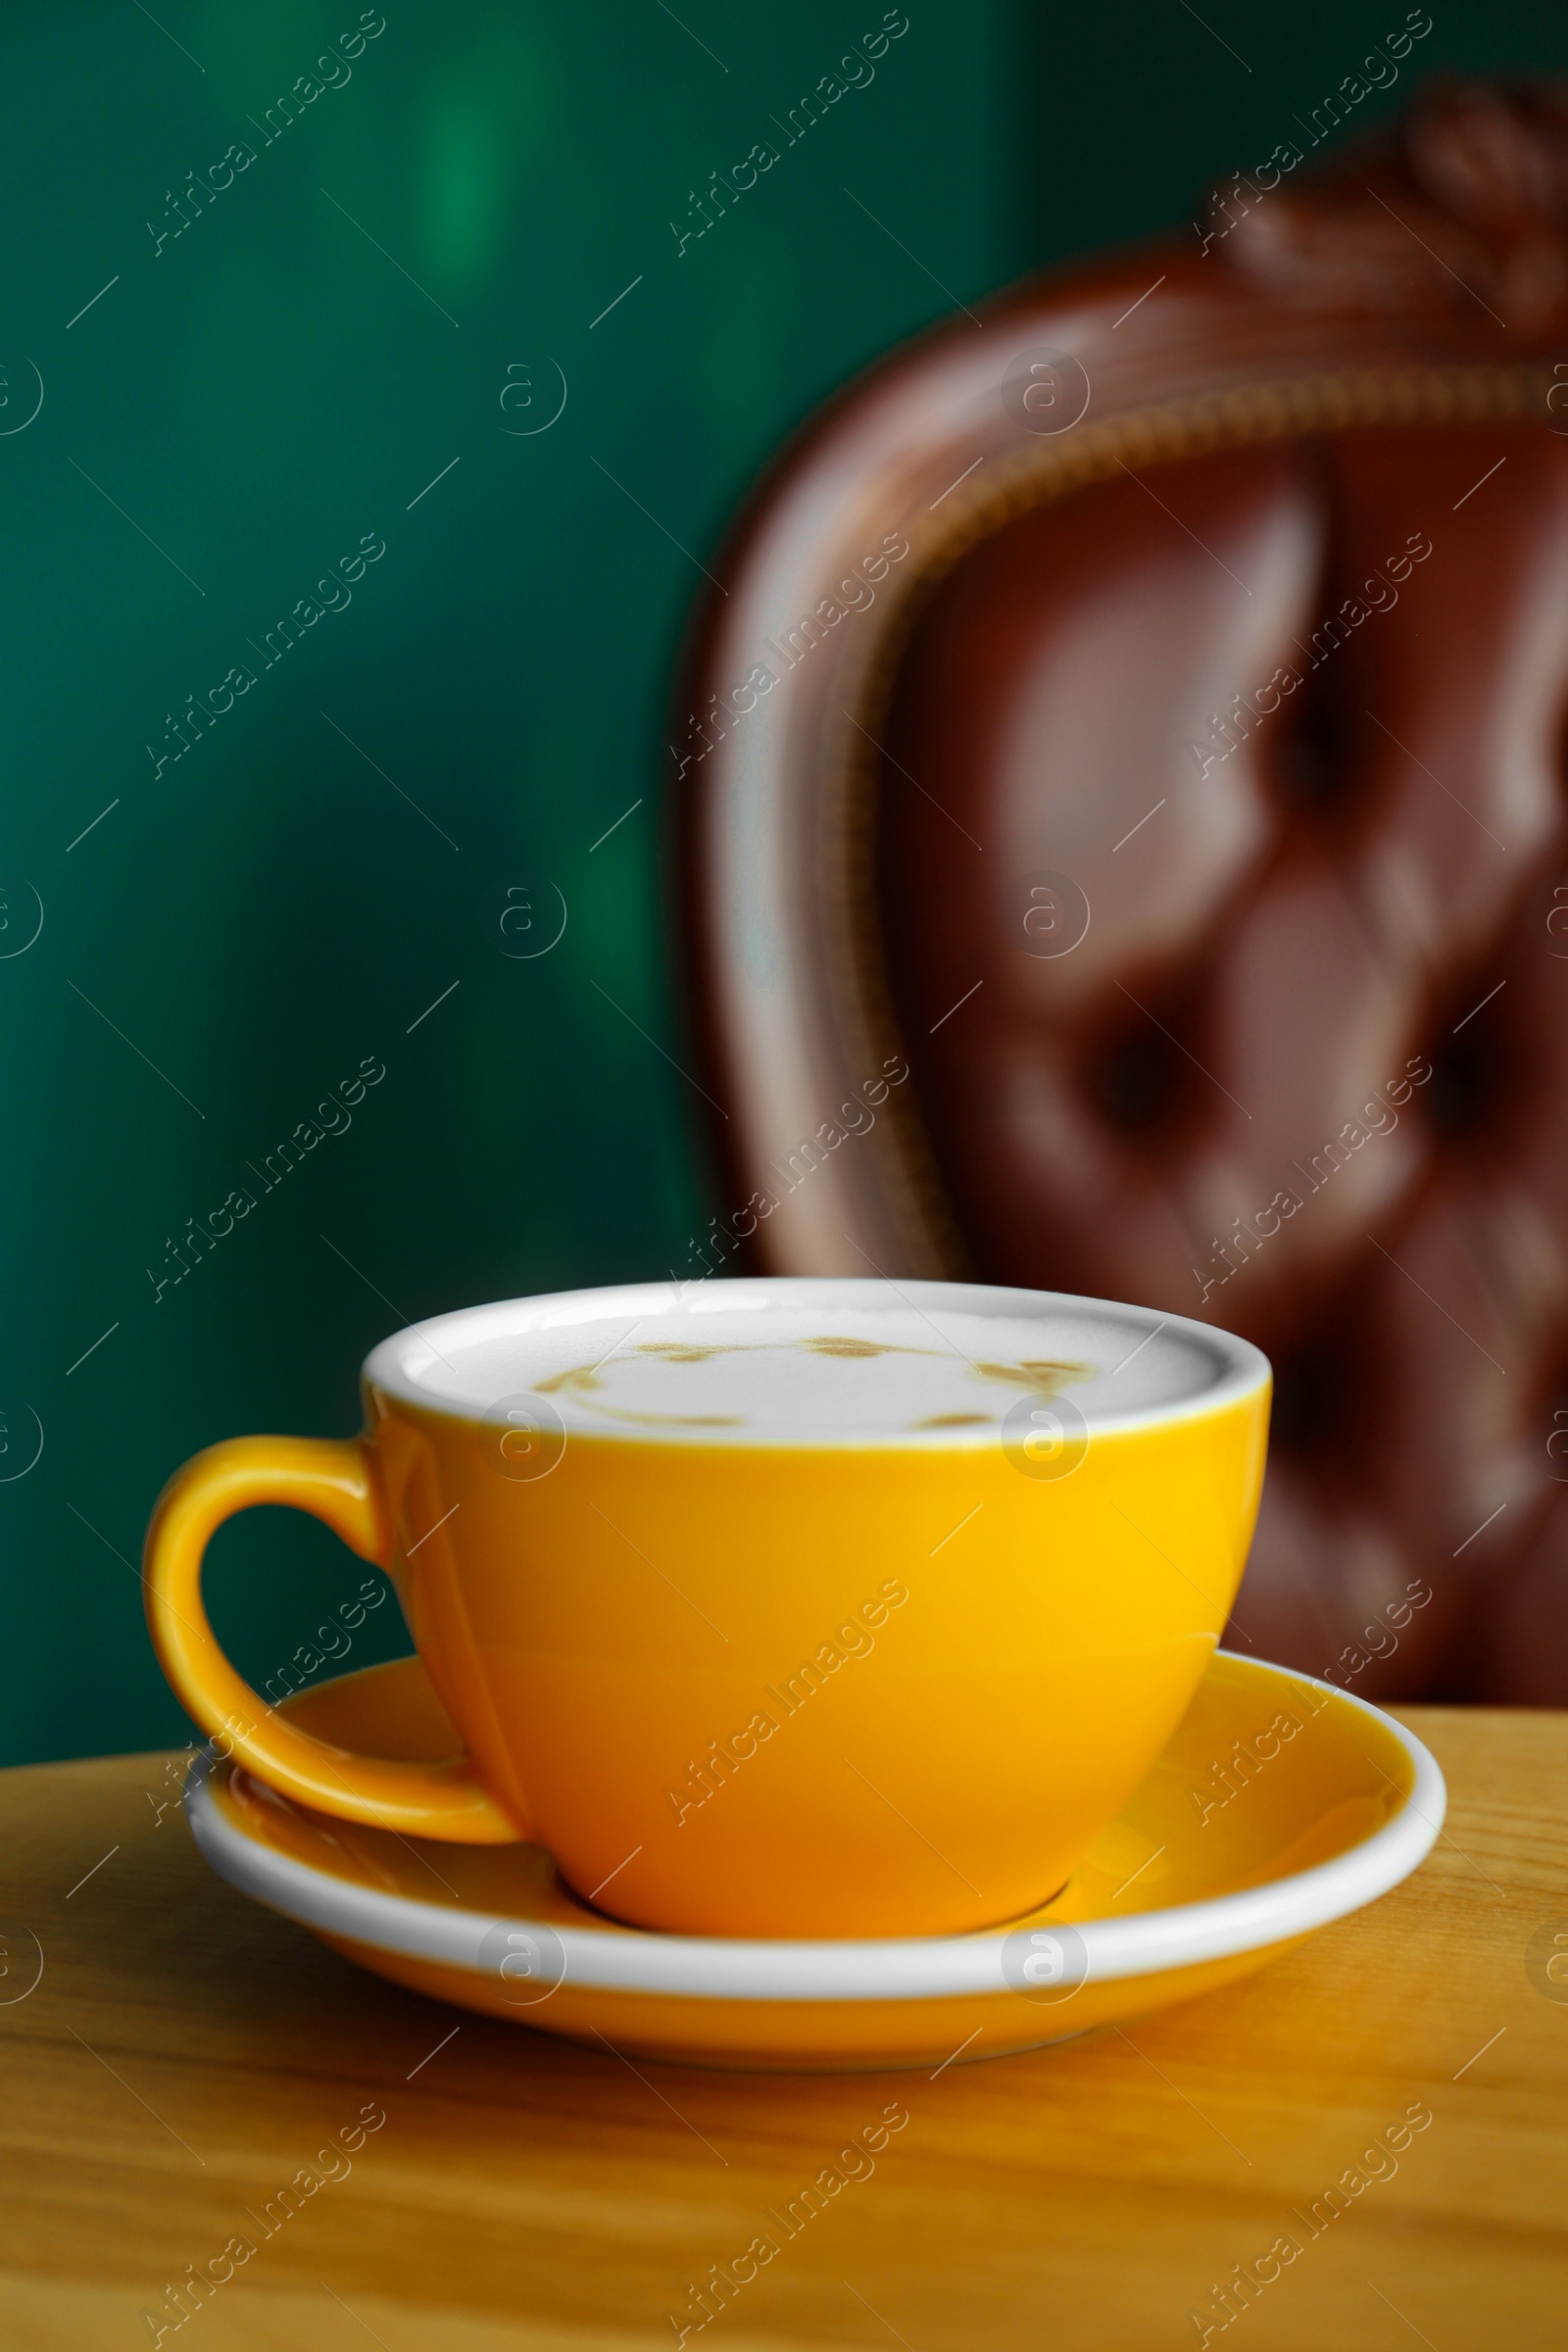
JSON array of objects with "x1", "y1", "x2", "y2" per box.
[{"x1": 363, "y1": 1278, "x2": 1270, "y2": 1448}]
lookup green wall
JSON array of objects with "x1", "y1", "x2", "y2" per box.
[{"x1": 2, "y1": 0, "x2": 1563, "y2": 1766}]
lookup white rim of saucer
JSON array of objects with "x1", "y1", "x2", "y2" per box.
[
  {"x1": 184, "y1": 1657, "x2": 1445, "y2": 2005},
  {"x1": 360, "y1": 1276, "x2": 1271, "y2": 1446}
]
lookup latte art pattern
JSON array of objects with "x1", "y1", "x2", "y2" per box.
[
  {"x1": 532, "y1": 1337, "x2": 1094, "y2": 1433},
  {"x1": 401, "y1": 1300, "x2": 1224, "y2": 1444}
]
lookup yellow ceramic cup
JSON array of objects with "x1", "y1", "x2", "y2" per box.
[{"x1": 144, "y1": 1278, "x2": 1270, "y2": 1939}]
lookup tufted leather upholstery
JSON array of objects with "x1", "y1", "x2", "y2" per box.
[
  {"x1": 677, "y1": 82, "x2": 1568, "y2": 1703},
  {"x1": 878, "y1": 419, "x2": 1568, "y2": 1705}
]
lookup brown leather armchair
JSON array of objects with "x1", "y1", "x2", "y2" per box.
[{"x1": 676, "y1": 80, "x2": 1568, "y2": 1706}]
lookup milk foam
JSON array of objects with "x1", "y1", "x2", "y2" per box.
[{"x1": 384, "y1": 1288, "x2": 1231, "y2": 1445}]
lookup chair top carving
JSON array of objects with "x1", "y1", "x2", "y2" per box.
[{"x1": 1218, "y1": 79, "x2": 1568, "y2": 332}]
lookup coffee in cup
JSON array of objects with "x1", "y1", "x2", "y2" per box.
[{"x1": 144, "y1": 1278, "x2": 1269, "y2": 1938}]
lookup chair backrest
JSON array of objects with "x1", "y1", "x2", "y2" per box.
[{"x1": 677, "y1": 80, "x2": 1568, "y2": 1703}]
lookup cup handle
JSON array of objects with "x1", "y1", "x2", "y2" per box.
[{"x1": 143, "y1": 1434, "x2": 521, "y2": 1843}]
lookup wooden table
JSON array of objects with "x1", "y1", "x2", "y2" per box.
[{"x1": 1, "y1": 1705, "x2": 1564, "y2": 2350}]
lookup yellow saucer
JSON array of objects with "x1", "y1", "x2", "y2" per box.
[{"x1": 185, "y1": 1651, "x2": 1442, "y2": 2071}]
